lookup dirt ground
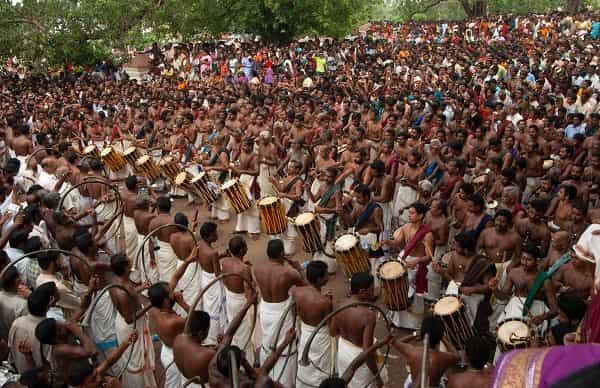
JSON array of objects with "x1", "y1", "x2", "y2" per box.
[{"x1": 160, "y1": 196, "x2": 412, "y2": 387}]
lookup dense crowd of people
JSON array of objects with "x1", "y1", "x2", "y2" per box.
[{"x1": 1, "y1": 9, "x2": 600, "y2": 388}]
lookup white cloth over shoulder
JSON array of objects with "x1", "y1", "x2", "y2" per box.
[
  {"x1": 576, "y1": 224, "x2": 600, "y2": 284},
  {"x1": 259, "y1": 297, "x2": 297, "y2": 387},
  {"x1": 115, "y1": 312, "x2": 157, "y2": 388},
  {"x1": 161, "y1": 344, "x2": 183, "y2": 388},
  {"x1": 155, "y1": 239, "x2": 178, "y2": 282},
  {"x1": 201, "y1": 270, "x2": 225, "y2": 345},
  {"x1": 296, "y1": 322, "x2": 332, "y2": 388},
  {"x1": 337, "y1": 337, "x2": 387, "y2": 388},
  {"x1": 224, "y1": 288, "x2": 256, "y2": 365}
]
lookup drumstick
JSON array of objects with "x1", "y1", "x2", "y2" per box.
[{"x1": 494, "y1": 251, "x2": 508, "y2": 283}]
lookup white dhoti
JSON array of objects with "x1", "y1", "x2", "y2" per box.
[
  {"x1": 177, "y1": 261, "x2": 202, "y2": 310},
  {"x1": 377, "y1": 201, "x2": 393, "y2": 241},
  {"x1": 494, "y1": 296, "x2": 548, "y2": 362},
  {"x1": 337, "y1": 337, "x2": 387, "y2": 388},
  {"x1": 211, "y1": 194, "x2": 231, "y2": 221},
  {"x1": 235, "y1": 174, "x2": 261, "y2": 234},
  {"x1": 307, "y1": 179, "x2": 324, "y2": 212},
  {"x1": 312, "y1": 250, "x2": 337, "y2": 274},
  {"x1": 279, "y1": 198, "x2": 297, "y2": 256},
  {"x1": 135, "y1": 234, "x2": 160, "y2": 284},
  {"x1": 201, "y1": 270, "x2": 225, "y2": 345},
  {"x1": 115, "y1": 312, "x2": 156, "y2": 388},
  {"x1": 259, "y1": 298, "x2": 297, "y2": 387},
  {"x1": 155, "y1": 239, "x2": 178, "y2": 282},
  {"x1": 489, "y1": 262, "x2": 510, "y2": 332},
  {"x1": 357, "y1": 232, "x2": 383, "y2": 296},
  {"x1": 296, "y1": 322, "x2": 332, "y2": 388},
  {"x1": 427, "y1": 245, "x2": 449, "y2": 301},
  {"x1": 123, "y1": 216, "x2": 138, "y2": 263},
  {"x1": 97, "y1": 201, "x2": 119, "y2": 253},
  {"x1": 225, "y1": 289, "x2": 257, "y2": 366},
  {"x1": 161, "y1": 344, "x2": 183, "y2": 388},
  {"x1": 391, "y1": 254, "x2": 425, "y2": 330},
  {"x1": 83, "y1": 291, "x2": 124, "y2": 377},
  {"x1": 57, "y1": 183, "x2": 81, "y2": 213},
  {"x1": 393, "y1": 184, "x2": 419, "y2": 225},
  {"x1": 576, "y1": 224, "x2": 600, "y2": 284},
  {"x1": 258, "y1": 164, "x2": 276, "y2": 198}
]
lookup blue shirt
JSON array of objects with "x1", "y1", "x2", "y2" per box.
[{"x1": 565, "y1": 124, "x2": 585, "y2": 139}]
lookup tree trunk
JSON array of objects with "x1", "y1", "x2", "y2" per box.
[
  {"x1": 565, "y1": 0, "x2": 582, "y2": 14},
  {"x1": 459, "y1": 0, "x2": 486, "y2": 17}
]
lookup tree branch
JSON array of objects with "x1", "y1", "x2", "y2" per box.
[
  {"x1": 1, "y1": 16, "x2": 47, "y2": 33},
  {"x1": 408, "y1": 0, "x2": 445, "y2": 18}
]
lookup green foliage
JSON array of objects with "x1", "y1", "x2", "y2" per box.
[{"x1": 0, "y1": 0, "x2": 376, "y2": 67}]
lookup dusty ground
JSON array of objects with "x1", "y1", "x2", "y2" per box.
[{"x1": 150, "y1": 197, "x2": 412, "y2": 386}]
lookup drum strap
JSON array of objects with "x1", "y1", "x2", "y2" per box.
[{"x1": 523, "y1": 252, "x2": 570, "y2": 315}]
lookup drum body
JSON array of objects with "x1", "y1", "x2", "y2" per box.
[
  {"x1": 334, "y1": 234, "x2": 370, "y2": 277},
  {"x1": 100, "y1": 146, "x2": 126, "y2": 172},
  {"x1": 83, "y1": 145, "x2": 100, "y2": 160},
  {"x1": 135, "y1": 155, "x2": 160, "y2": 180},
  {"x1": 432, "y1": 296, "x2": 475, "y2": 350},
  {"x1": 496, "y1": 318, "x2": 532, "y2": 353},
  {"x1": 258, "y1": 196, "x2": 287, "y2": 235},
  {"x1": 175, "y1": 171, "x2": 194, "y2": 192},
  {"x1": 191, "y1": 173, "x2": 218, "y2": 204},
  {"x1": 378, "y1": 261, "x2": 409, "y2": 311},
  {"x1": 159, "y1": 157, "x2": 179, "y2": 181},
  {"x1": 221, "y1": 179, "x2": 251, "y2": 213},
  {"x1": 123, "y1": 147, "x2": 141, "y2": 173},
  {"x1": 294, "y1": 212, "x2": 323, "y2": 253}
]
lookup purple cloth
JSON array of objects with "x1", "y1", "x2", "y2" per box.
[{"x1": 492, "y1": 345, "x2": 600, "y2": 388}]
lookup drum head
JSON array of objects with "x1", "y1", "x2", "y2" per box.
[
  {"x1": 497, "y1": 319, "x2": 529, "y2": 344},
  {"x1": 433, "y1": 296, "x2": 461, "y2": 316},
  {"x1": 100, "y1": 147, "x2": 113, "y2": 157},
  {"x1": 83, "y1": 145, "x2": 96, "y2": 153},
  {"x1": 295, "y1": 212, "x2": 315, "y2": 226},
  {"x1": 160, "y1": 157, "x2": 174, "y2": 166},
  {"x1": 221, "y1": 179, "x2": 238, "y2": 190},
  {"x1": 335, "y1": 234, "x2": 358, "y2": 251},
  {"x1": 136, "y1": 155, "x2": 150, "y2": 166},
  {"x1": 258, "y1": 196, "x2": 278, "y2": 206},
  {"x1": 124, "y1": 147, "x2": 137, "y2": 156},
  {"x1": 379, "y1": 261, "x2": 405, "y2": 279},
  {"x1": 175, "y1": 172, "x2": 188, "y2": 185}
]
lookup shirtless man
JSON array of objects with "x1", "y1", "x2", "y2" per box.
[
  {"x1": 393, "y1": 316, "x2": 460, "y2": 388},
  {"x1": 270, "y1": 159, "x2": 305, "y2": 255},
  {"x1": 541, "y1": 231, "x2": 571, "y2": 269},
  {"x1": 108, "y1": 254, "x2": 156, "y2": 388},
  {"x1": 170, "y1": 213, "x2": 196, "y2": 260},
  {"x1": 461, "y1": 194, "x2": 492, "y2": 240},
  {"x1": 306, "y1": 167, "x2": 342, "y2": 245},
  {"x1": 515, "y1": 199, "x2": 551, "y2": 255},
  {"x1": 67, "y1": 331, "x2": 138, "y2": 388},
  {"x1": 449, "y1": 183, "x2": 474, "y2": 231},
  {"x1": 119, "y1": 176, "x2": 140, "y2": 261},
  {"x1": 132, "y1": 195, "x2": 159, "y2": 282},
  {"x1": 197, "y1": 221, "x2": 227, "y2": 344},
  {"x1": 292, "y1": 261, "x2": 333, "y2": 388},
  {"x1": 330, "y1": 273, "x2": 385, "y2": 388},
  {"x1": 553, "y1": 251, "x2": 595, "y2": 301},
  {"x1": 445, "y1": 336, "x2": 492, "y2": 388},
  {"x1": 148, "y1": 195, "x2": 178, "y2": 282},
  {"x1": 34, "y1": 318, "x2": 98, "y2": 385},
  {"x1": 364, "y1": 160, "x2": 394, "y2": 240},
  {"x1": 220, "y1": 236, "x2": 256, "y2": 363},
  {"x1": 521, "y1": 138, "x2": 544, "y2": 203},
  {"x1": 253, "y1": 239, "x2": 305, "y2": 386},
  {"x1": 434, "y1": 232, "x2": 478, "y2": 285},
  {"x1": 477, "y1": 209, "x2": 522, "y2": 264},
  {"x1": 257, "y1": 131, "x2": 278, "y2": 198},
  {"x1": 490, "y1": 244, "x2": 559, "y2": 329},
  {"x1": 231, "y1": 138, "x2": 260, "y2": 237},
  {"x1": 546, "y1": 184, "x2": 577, "y2": 230},
  {"x1": 148, "y1": 250, "x2": 197, "y2": 388},
  {"x1": 340, "y1": 184, "x2": 383, "y2": 252}
]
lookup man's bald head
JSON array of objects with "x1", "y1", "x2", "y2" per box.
[{"x1": 553, "y1": 231, "x2": 571, "y2": 250}]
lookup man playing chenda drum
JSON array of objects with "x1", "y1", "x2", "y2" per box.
[{"x1": 386, "y1": 202, "x2": 434, "y2": 329}]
